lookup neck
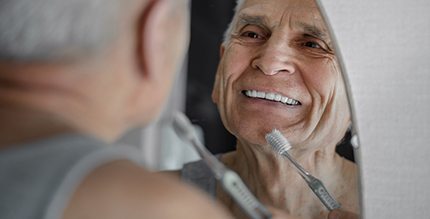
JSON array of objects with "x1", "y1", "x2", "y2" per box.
[
  {"x1": 0, "y1": 106, "x2": 75, "y2": 148},
  {"x1": 0, "y1": 64, "x2": 126, "y2": 148},
  {"x1": 219, "y1": 139, "x2": 353, "y2": 218}
]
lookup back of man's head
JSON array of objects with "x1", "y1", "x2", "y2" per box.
[
  {"x1": 0, "y1": 0, "x2": 123, "y2": 62},
  {"x1": 0, "y1": 0, "x2": 191, "y2": 143},
  {"x1": 0, "y1": 2, "x2": 239, "y2": 218}
]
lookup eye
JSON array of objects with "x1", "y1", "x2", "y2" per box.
[
  {"x1": 303, "y1": 41, "x2": 321, "y2": 49},
  {"x1": 241, "y1": 31, "x2": 263, "y2": 39},
  {"x1": 299, "y1": 37, "x2": 333, "y2": 55},
  {"x1": 234, "y1": 25, "x2": 268, "y2": 44}
]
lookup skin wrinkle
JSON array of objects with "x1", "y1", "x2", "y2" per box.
[
  {"x1": 0, "y1": 32, "x2": 134, "y2": 142},
  {"x1": 300, "y1": 22, "x2": 328, "y2": 41},
  {"x1": 0, "y1": 75, "x2": 84, "y2": 103},
  {"x1": 0, "y1": 83, "x2": 122, "y2": 142},
  {"x1": 232, "y1": 16, "x2": 335, "y2": 72},
  {"x1": 237, "y1": 15, "x2": 271, "y2": 33},
  {"x1": 296, "y1": 40, "x2": 342, "y2": 150},
  {"x1": 0, "y1": 72, "x2": 87, "y2": 116}
]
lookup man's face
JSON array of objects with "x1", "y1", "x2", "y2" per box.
[{"x1": 212, "y1": 0, "x2": 350, "y2": 149}]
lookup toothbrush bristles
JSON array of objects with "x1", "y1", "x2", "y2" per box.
[{"x1": 265, "y1": 129, "x2": 292, "y2": 155}]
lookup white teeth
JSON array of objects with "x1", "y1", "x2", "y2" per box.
[
  {"x1": 281, "y1": 96, "x2": 288, "y2": 104},
  {"x1": 274, "y1": 94, "x2": 282, "y2": 101},
  {"x1": 257, "y1": 91, "x2": 265, "y2": 98},
  {"x1": 266, "y1": 93, "x2": 275, "y2": 100},
  {"x1": 243, "y1": 90, "x2": 300, "y2": 105}
]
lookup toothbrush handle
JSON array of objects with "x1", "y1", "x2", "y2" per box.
[
  {"x1": 221, "y1": 170, "x2": 272, "y2": 219},
  {"x1": 307, "y1": 175, "x2": 341, "y2": 211}
]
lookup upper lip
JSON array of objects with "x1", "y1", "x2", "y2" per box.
[{"x1": 241, "y1": 89, "x2": 301, "y2": 105}]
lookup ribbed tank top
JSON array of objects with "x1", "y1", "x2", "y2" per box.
[{"x1": 0, "y1": 134, "x2": 142, "y2": 219}]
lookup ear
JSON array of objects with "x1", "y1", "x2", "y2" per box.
[
  {"x1": 211, "y1": 44, "x2": 226, "y2": 104},
  {"x1": 137, "y1": 0, "x2": 169, "y2": 81},
  {"x1": 211, "y1": 77, "x2": 219, "y2": 104},
  {"x1": 219, "y1": 44, "x2": 226, "y2": 58}
]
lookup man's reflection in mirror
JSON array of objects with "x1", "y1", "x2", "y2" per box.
[{"x1": 180, "y1": 0, "x2": 360, "y2": 218}]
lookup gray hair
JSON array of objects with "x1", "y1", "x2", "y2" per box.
[
  {"x1": 0, "y1": 0, "x2": 124, "y2": 62},
  {"x1": 223, "y1": 0, "x2": 245, "y2": 44}
]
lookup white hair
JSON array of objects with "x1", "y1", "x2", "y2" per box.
[
  {"x1": 0, "y1": 0, "x2": 124, "y2": 61},
  {"x1": 223, "y1": 0, "x2": 245, "y2": 44}
]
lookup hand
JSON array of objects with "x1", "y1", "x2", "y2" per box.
[{"x1": 327, "y1": 209, "x2": 359, "y2": 219}]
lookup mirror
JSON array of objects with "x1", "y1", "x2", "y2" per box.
[
  {"x1": 318, "y1": 0, "x2": 430, "y2": 218},
  {"x1": 182, "y1": 0, "x2": 361, "y2": 218}
]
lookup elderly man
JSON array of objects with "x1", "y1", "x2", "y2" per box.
[
  {"x1": 0, "y1": 0, "x2": 234, "y2": 218},
  {"x1": 180, "y1": 0, "x2": 360, "y2": 219}
]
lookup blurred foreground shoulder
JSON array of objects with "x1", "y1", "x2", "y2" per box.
[{"x1": 63, "y1": 160, "x2": 233, "y2": 219}]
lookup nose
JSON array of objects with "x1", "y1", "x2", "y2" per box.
[{"x1": 251, "y1": 38, "x2": 296, "y2": 76}]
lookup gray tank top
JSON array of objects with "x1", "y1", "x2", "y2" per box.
[
  {"x1": 181, "y1": 158, "x2": 218, "y2": 198},
  {"x1": 0, "y1": 134, "x2": 142, "y2": 219}
]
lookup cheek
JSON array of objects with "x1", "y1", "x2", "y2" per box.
[
  {"x1": 213, "y1": 45, "x2": 254, "y2": 132},
  {"x1": 301, "y1": 59, "x2": 339, "y2": 100},
  {"x1": 221, "y1": 45, "x2": 252, "y2": 80},
  {"x1": 215, "y1": 45, "x2": 253, "y2": 101}
]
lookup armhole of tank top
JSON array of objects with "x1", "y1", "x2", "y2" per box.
[{"x1": 44, "y1": 145, "x2": 142, "y2": 219}]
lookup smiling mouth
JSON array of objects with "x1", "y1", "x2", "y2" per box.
[{"x1": 242, "y1": 90, "x2": 301, "y2": 106}]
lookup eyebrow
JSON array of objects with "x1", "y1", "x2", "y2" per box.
[
  {"x1": 237, "y1": 14, "x2": 270, "y2": 29},
  {"x1": 296, "y1": 21, "x2": 328, "y2": 40}
]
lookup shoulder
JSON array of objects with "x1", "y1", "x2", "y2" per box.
[
  {"x1": 162, "y1": 169, "x2": 181, "y2": 179},
  {"x1": 63, "y1": 160, "x2": 232, "y2": 219},
  {"x1": 337, "y1": 158, "x2": 360, "y2": 214}
]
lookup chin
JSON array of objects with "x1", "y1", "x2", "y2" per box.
[{"x1": 229, "y1": 120, "x2": 274, "y2": 146}]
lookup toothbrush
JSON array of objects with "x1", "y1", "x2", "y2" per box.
[
  {"x1": 265, "y1": 129, "x2": 341, "y2": 211},
  {"x1": 172, "y1": 112, "x2": 272, "y2": 219}
]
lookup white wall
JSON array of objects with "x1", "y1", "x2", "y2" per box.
[{"x1": 320, "y1": 1, "x2": 430, "y2": 218}]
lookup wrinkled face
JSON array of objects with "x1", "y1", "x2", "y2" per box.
[{"x1": 212, "y1": 0, "x2": 350, "y2": 149}]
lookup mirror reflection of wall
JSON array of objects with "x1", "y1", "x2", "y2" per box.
[
  {"x1": 320, "y1": 0, "x2": 430, "y2": 218},
  {"x1": 182, "y1": 0, "x2": 361, "y2": 218}
]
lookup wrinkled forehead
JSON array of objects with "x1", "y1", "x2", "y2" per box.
[{"x1": 237, "y1": 0, "x2": 328, "y2": 36}]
